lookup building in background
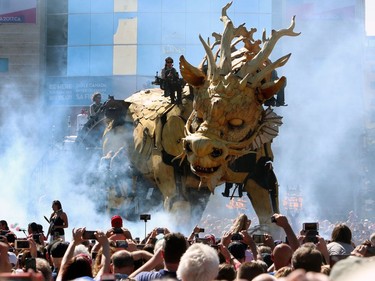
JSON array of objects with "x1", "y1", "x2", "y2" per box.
[
  {"x1": 44, "y1": 0, "x2": 277, "y2": 107},
  {"x1": 0, "y1": 0, "x2": 44, "y2": 108}
]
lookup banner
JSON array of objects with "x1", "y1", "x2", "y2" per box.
[
  {"x1": 45, "y1": 77, "x2": 113, "y2": 106},
  {"x1": 0, "y1": 0, "x2": 37, "y2": 23}
]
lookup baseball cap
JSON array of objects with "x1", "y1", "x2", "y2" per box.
[
  {"x1": 8, "y1": 252, "x2": 17, "y2": 266},
  {"x1": 111, "y1": 215, "x2": 123, "y2": 228},
  {"x1": 204, "y1": 234, "x2": 216, "y2": 245},
  {"x1": 228, "y1": 241, "x2": 247, "y2": 260}
]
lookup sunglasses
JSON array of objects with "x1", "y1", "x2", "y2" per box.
[{"x1": 167, "y1": 61, "x2": 173, "y2": 63}]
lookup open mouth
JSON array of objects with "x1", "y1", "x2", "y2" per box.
[{"x1": 192, "y1": 164, "x2": 220, "y2": 175}]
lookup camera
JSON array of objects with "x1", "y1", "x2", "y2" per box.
[
  {"x1": 157, "y1": 228, "x2": 164, "y2": 234},
  {"x1": 140, "y1": 214, "x2": 151, "y2": 221},
  {"x1": 303, "y1": 222, "x2": 319, "y2": 243},
  {"x1": 32, "y1": 234, "x2": 41, "y2": 243},
  {"x1": 252, "y1": 234, "x2": 265, "y2": 244},
  {"x1": 303, "y1": 222, "x2": 319, "y2": 232},
  {"x1": 231, "y1": 233, "x2": 243, "y2": 241},
  {"x1": 198, "y1": 228, "x2": 205, "y2": 233},
  {"x1": 82, "y1": 230, "x2": 96, "y2": 240},
  {"x1": 115, "y1": 240, "x2": 128, "y2": 248},
  {"x1": 15, "y1": 239, "x2": 30, "y2": 249},
  {"x1": 113, "y1": 228, "x2": 123, "y2": 234},
  {"x1": 195, "y1": 237, "x2": 210, "y2": 244}
]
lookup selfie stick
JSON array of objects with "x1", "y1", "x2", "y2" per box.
[{"x1": 141, "y1": 217, "x2": 149, "y2": 241}]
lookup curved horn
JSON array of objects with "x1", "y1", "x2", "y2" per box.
[
  {"x1": 180, "y1": 55, "x2": 206, "y2": 87},
  {"x1": 199, "y1": 35, "x2": 218, "y2": 81},
  {"x1": 238, "y1": 16, "x2": 300, "y2": 79},
  {"x1": 219, "y1": 1, "x2": 234, "y2": 75},
  {"x1": 248, "y1": 53, "x2": 291, "y2": 87}
]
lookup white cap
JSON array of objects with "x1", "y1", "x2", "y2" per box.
[{"x1": 8, "y1": 252, "x2": 17, "y2": 266}]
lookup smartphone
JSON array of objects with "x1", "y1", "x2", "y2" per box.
[
  {"x1": 302, "y1": 222, "x2": 319, "y2": 243},
  {"x1": 195, "y1": 238, "x2": 210, "y2": 244},
  {"x1": 15, "y1": 240, "x2": 30, "y2": 249},
  {"x1": 25, "y1": 258, "x2": 37, "y2": 271},
  {"x1": 82, "y1": 230, "x2": 96, "y2": 240},
  {"x1": 303, "y1": 222, "x2": 319, "y2": 231},
  {"x1": 157, "y1": 228, "x2": 164, "y2": 234},
  {"x1": 115, "y1": 240, "x2": 128, "y2": 248},
  {"x1": 231, "y1": 233, "x2": 243, "y2": 241},
  {"x1": 32, "y1": 234, "x2": 41, "y2": 243},
  {"x1": 113, "y1": 228, "x2": 123, "y2": 234},
  {"x1": 198, "y1": 228, "x2": 205, "y2": 233},
  {"x1": 252, "y1": 234, "x2": 265, "y2": 244}
]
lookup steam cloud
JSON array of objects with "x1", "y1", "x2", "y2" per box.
[{"x1": 0, "y1": 2, "x2": 367, "y2": 240}]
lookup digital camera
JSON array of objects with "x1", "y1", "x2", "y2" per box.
[
  {"x1": 15, "y1": 239, "x2": 30, "y2": 249},
  {"x1": 113, "y1": 228, "x2": 123, "y2": 234},
  {"x1": 231, "y1": 233, "x2": 243, "y2": 241},
  {"x1": 140, "y1": 214, "x2": 151, "y2": 221},
  {"x1": 303, "y1": 222, "x2": 319, "y2": 243},
  {"x1": 252, "y1": 234, "x2": 265, "y2": 244},
  {"x1": 82, "y1": 230, "x2": 96, "y2": 240},
  {"x1": 116, "y1": 240, "x2": 128, "y2": 248}
]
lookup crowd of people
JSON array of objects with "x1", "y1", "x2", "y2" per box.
[
  {"x1": 1, "y1": 200, "x2": 375, "y2": 281},
  {"x1": 197, "y1": 211, "x2": 375, "y2": 248}
]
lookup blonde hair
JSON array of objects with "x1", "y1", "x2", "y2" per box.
[
  {"x1": 230, "y1": 213, "x2": 249, "y2": 233},
  {"x1": 274, "y1": 266, "x2": 293, "y2": 278}
]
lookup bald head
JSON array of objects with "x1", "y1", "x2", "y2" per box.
[{"x1": 272, "y1": 243, "x2": 293, "y2": 270}]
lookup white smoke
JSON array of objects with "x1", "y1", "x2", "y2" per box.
[
  {"x1": 0, "y1": 1, "x2": 368, "y2": 242},
  {"x1": 271, "y1": 11, "x2": 365, "y2": 235}
]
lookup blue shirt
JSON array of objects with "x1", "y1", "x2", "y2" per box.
[{"x1": 135, "y1": 269, "x2": 177, "y2": 281}]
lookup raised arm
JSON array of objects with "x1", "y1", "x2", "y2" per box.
[
  {"x1": 128, "y1": 246, "x2": 163, "y2": 278},
  {"x1": 272, "y1": 213, "x2": 299, "y2": 251},
  {"x1": 93, "y1": 230, "x2": 110, "y2": 280},
  {"x1": 56, "y1": 227, "x2": 85, "y2": 281}
]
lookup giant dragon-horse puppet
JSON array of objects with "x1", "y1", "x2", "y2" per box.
[{"x1": 100, "y1": 2, "x2": 300, "y2": 234}]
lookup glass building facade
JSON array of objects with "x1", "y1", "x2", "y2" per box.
[{"x1": 45, "y1": 0, "x2": 274, "y2": 106}]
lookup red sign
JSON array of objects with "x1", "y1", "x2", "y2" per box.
[{"x1": 0, "y1": 0, "x2": 36, "y2": 23}]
